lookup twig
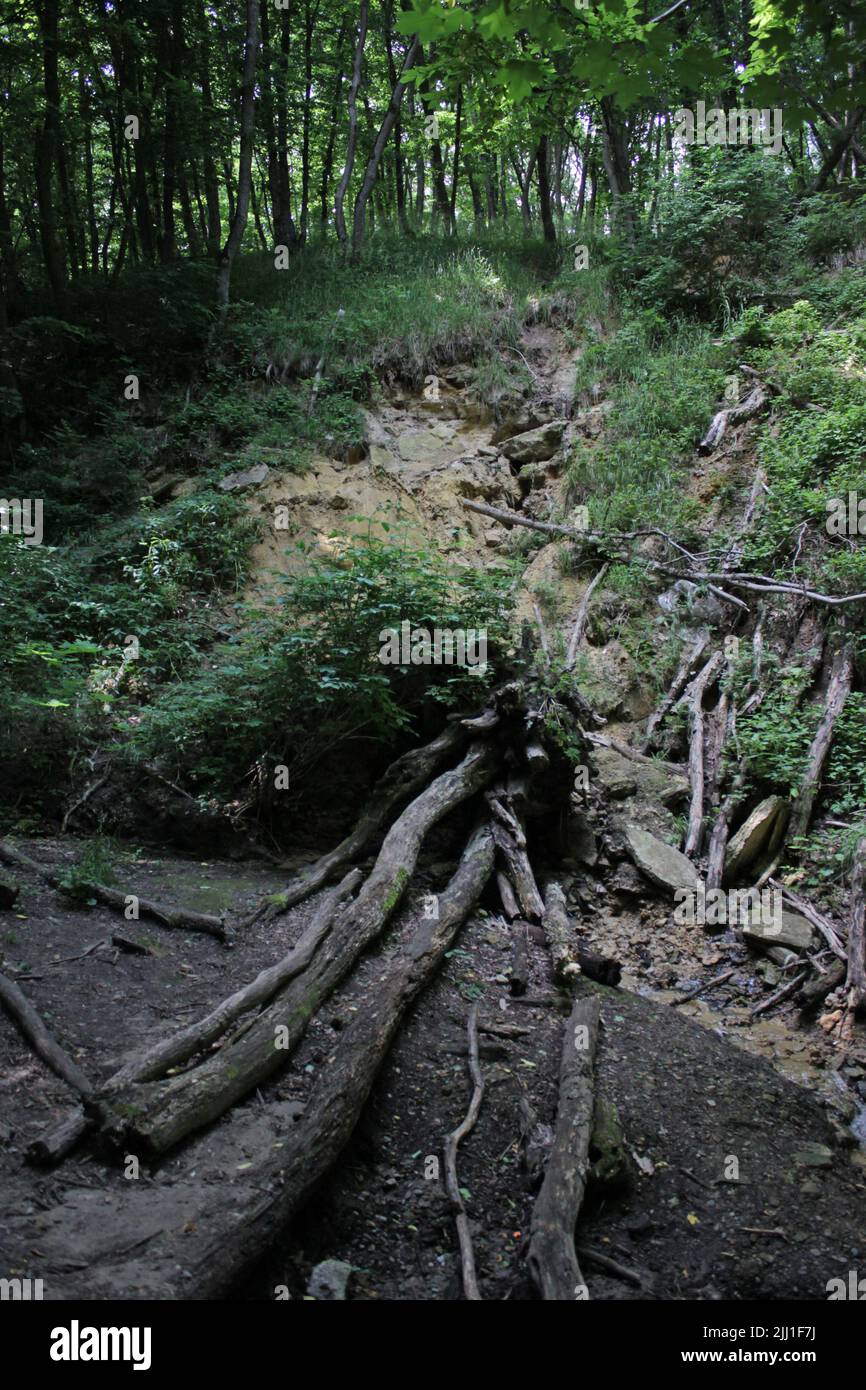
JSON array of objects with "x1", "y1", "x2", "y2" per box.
[{"x1": 443, "y1": 1001, "x2": 485, "y2": 1300}]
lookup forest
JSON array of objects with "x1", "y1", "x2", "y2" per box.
[{"x1": 1, "y1": 0, "x2": 866, "y2": 1340}]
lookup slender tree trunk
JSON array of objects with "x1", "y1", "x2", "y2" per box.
[
  {"x1": 199, "y1": 7, "x2": 222, "y2": 258},
  {"x1": 215, "y1": 0, "x2": 259, "y2": 319},
  {"x1": 449, "y1": 85, "x2": 463, "y2": 235},
  {"x1": 320, "y1": 27, "x2": 347, "y2": 236},
  {"x1": 537, "y1": 133, "x2": 556, "y2": 243},
  {"x1": 351, "y1": 36, "x2": 419, "y2": 256},
  {"x1": 34, "y1": 0, "x2": 67, "y2": 309},
  {"x1": 335, "y1": 0, "x2": 368, "y2": 245}
]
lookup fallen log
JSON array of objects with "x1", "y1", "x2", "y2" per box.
[
  {"x1": 0, "y1": 971, "x2": 92, "y2": 1096},
  {"x1": 682, "y1": 651, "x2": 725, "y2": 857},
  {"x1": 509, "y1": 921, "x2": 531, "y2": 996},
  {"x1": 242, "y1": 723, "x2": 465, "y2": 925},
  {"x1": 0, "y1": 840, "x2": 227, "y2": 941},
  {"x1": 443, "y1": 1001, "x2": 485, "y2": 1300},
  {"x1": 796, "y1": 961, "x2": 846, "y2": 1013},
  {"x1": 527, "y1": 992, "x2": 601, "y2": 1300},
  {"x1": 786, "y1": 642, "x2": 854, "y2": 847},
  {"x1": 26, "y1": 1108, "x2": 91, "y2": 1167},
  {"x1": 541, "y1": 881, "x2": 582, "y2": 987},
  {"x1": 173, "y1": 820, "x2": 496, "y2": 1296},
  {"x1": 487, "y1": 785, "x2": 544, "y2": 921},
  {"x1": 98, "y1": 742, "x2": 498, "y2": 1155},
  {"x1": 846, "y1": 837, "x2": 866, "y2": 1015}
]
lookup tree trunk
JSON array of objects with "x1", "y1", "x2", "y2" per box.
[
  {"x1": 351, "y1": 35, "x2": 419, "y2": 255},
  {"x1": 215, "y1": 0, "x2": 259, "y2": 319},
  {"x1": 537, "y1": 134, "x2": 557, "y2": 243},
  {"x1": 335, "y1": 0, "x2": 368, "y2": 245}
]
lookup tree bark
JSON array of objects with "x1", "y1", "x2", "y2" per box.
[
  {"x1": 335, "y1": 0, "x2": 368, "y2": 245},
  {"x1": 527, "y1": 993, "x2": 600, "y2": 1300},
  {"x1": 215, "y1": 0, "x2": 259, "y2": 319}
]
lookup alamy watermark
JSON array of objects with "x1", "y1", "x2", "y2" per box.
[
  {"x1": 0, "y1": 497, "x2": 43, "y2": 545},
  {"x1": 378, "y1": 620, "x2": 487, "y2": 671},
  {"x1": 826, "y1": 492, "x2": 866, "y2": 536},
  {"x1": 674, "y1": 883, "x2": 782, "y2": 931},
  {"x1": 673, "y1": 101, "x2": 783, "y2": 156}
]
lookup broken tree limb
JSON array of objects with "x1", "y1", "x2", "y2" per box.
[
  {"x1": 541, "y1": 881, "x2": 582, "y2": 987},
  {"x1": 0, "y1": 841, "x2": 227, "y2": 941},
  {"x1": 487, "y1": 786, "x2": 544, "y2": 921},
  {"x1": 786, "y1": 642, "x2": 854, "y2": 846},
  {"x1": 565, "y1": 564, "x2": 608, "y2": 667},
  {"x1": 26, "y1": 1108, "x2": 91, "y2": 1167},
  {"x1": 698, "y1": 377, "x2": 767, "y2": 455},
  {"x1": 682, "y1": 652, "x2": 725, "y2": 857},
  {"x1": 172, "y1": 820, "x2": 496, "y2": 1297},
  {"x1": 527, "y1": 992, "x2": 600, "y2": 1300},
  {"x1": 243, "y1": 723, "x2": 465, "y2": 925},
  {"x1": 772, "y1": 880, "x2": 846, "y2": 961},
  {"x1": 846, "y1": 837, "x2": 866, "y2": 1015},
  {"x1": 796, "y1": 960, "x2": 846, "y2": 1013},
  {"x1": 509, "y1": 921, "x2": 531, "y2": 996},
  {"x1": 98, "y1": 742, "x2": 498, "y2": 1155},
  {"x1": 642, "y1": 631, "x2": 708, "y2": 751},
  {"x1": 443, "y1": 1001, "x2": 485, "y2": 1300},
  {"x1": 497, "y1": 870, "x2": 520, "y2": 921},
  {"x1": 0, "y1": 971, "x2": 92, "y2": 1096}
]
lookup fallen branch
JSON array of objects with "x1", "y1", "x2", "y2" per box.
[
  {"x1": 698, "y1": 377, "x2": 767, "y2": 455},
  {"x1": 242, "y1": 723, "x2": 465, "y2": 926},
  {"x1": 102, "y1": 869, "x2": 362, "y2": 1095},
  {"x1": 527, "y1": 993, "x2": 601, "y2": 1300},
  {"x1": 98, "y1": 742, "x2": 498, "y2": 1155},
  {"x1": 172, "y1": 820, "x2": 496, "y2": 1296},
  {"x1": 443, "y1": 1002, "x2": 485, "y2": 1300},
  {"x1": 786, "y1": 642, "x2": 854, "y2": 846},
  {"x1": 751, "y1": 969, "x2": 810, "y2": 1018},
  {"x1": 541, "y1": 881, "x2": 582, "y2": 987},
  {"x1": 682, "y1": 652, "x2": 725, "y2": 857},
  {"x1": 0, "y1": 971, "x2": 92, "y2": 1096},
  {"x1": 846, "y1": 836, "x2": 866, "y2": 1014},
  {"x1": 642, "y1": 631, "x2": 708, "y2": 751},
  {"x1": 0, "y1": 841, "x2": 227, "y2": 942},
  {"x1": 565, "y1": 564, "x2": 608, "y2": 667}
]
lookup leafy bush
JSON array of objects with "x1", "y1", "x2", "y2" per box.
[{"x1": 131, "y1": 529, "x2": 517, "y2": 804}]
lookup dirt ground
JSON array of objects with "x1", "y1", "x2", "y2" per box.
[{"x1": 1, "y1": 825, "x2": 864, "y2": 1302}]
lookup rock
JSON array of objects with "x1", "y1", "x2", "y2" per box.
[
  {"x1": 625, "y1": 824, "x2": 699, "y2": 894},
  {"x1": 0, "y1": 873, "x2": 19, "y2": 910},
  {"x1": 724, "y1": 796, "x2": 789, "y2": 882},
  {"x1": 563, "y1": 808, "x2": 598, "y2": 866},
  {"x1": 361, "y1": 409, "x2": 391, "y2": 448},
  {"x1": 590, "y1": 746, "x2": 688, "y2": 808},
  {"x1": 307, "y1": 1259, "x2": 353, "y2": 1300},
  {"x1": 742, "y1": 909, "x2": 818, "y2": 954},
  {"x1": 591, "y1": 748, "x2": 637, "y2": 800},
  {"x1": 218, "y1": 463, "x2": 270, "y2": 491},
  {"x1": 792, "y1": 1143, "x2": 833, "y2": 1169},
  {"x1": 612, "y1": 862, "x2": 644, "y2": 896},
  {"x1": 499, "y1": 420, "x2": 566, "y2": 465}
]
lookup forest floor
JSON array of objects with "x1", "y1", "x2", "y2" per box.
[{"x1": 2, "y1": 322, "x2": 866, "y2": 1300}]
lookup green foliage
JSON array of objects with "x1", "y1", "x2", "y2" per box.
[
  {"x1": 56, "y1": 837, "x2": 118, "y2": 904},
  {"x1": 736, "y1": 664, "x2": 820, "y2": 798},
  {"x1": 566, "y1": 309, "x2": 717, "y2": 534},
  {"x1": 611, "y1": 151, "x2": 801, "y2": 321},
  {"x1": 130, "y1": 528, "x2": 517, "y2": 806}
]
